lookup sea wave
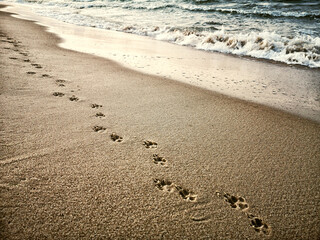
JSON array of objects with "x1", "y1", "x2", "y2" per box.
[
  {"x1": 10, "y1": 0, "x2": 320, "y2": 68},
  {"x1": 180, "y1": 6, "x2": 320, "y2": 19},
  {"x1": 151, "y1": 28, "x2": 320, "y2": 68}
]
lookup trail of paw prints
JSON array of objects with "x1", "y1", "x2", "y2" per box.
[
  {"x1": 143, "y1": 140, "x2": 158, "y2": 149},
  {"x1": 52, "y1": 92, "x2": 79, "y2": 102},
  {"x1": 247, "y1": 213, "x2": 271, "y2": 236},
  {"x1": 216, "y1": 190, "x2": 271, "y2": 236},
  {"x1": 154, "y1": 178, "x2": 197, "y2": 202},
  {"x1": 1, "y1": 37, "x2": 44, "y2": 75},
  {"x1": 152, "y1": 154, "x2": 167, "y2": 166},
  {"x1": 1, "y1": 33, "x2": 81, "y2": 105},
  {"x1": 1, "y1": 35, "x2": 31, "y2": 62},
  {"x1": 110, "y1": 133, "x2": 123, "y2": 142}
]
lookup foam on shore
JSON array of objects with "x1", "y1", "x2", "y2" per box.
[{"x1": 2, "y1": 2, "x2": 320, "y2": 123}]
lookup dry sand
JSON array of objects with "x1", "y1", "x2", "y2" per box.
[{"x1": 0, "y1": 5, "x2": 320, "y2": 239}]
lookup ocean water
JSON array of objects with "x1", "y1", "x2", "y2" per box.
[{"x1": 6, "y1": 0, "x2": 320, "y2": 68}]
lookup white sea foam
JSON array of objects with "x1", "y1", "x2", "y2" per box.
[
  {"x1": 5, "y1": 0, "x2": 320, "y2": 68},
  {"x1": 150, "y1": 28, "x2": 320, "y2": 68}
]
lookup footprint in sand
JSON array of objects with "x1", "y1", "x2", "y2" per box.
[
  {"x1": 55, "y1": 79, "x2": 66, "y2": 87},
  {"x1": 154, "y1": 179, "x2": 197, "y2": 202},
  {"x1": 41, "y1": 74, "x2": 51, "y2": 78},
  {"x1": 175, "y1": 185, "x2": 197, "y2": 202},
  {"x1": 52, "y1": 92, "x2": 65, "y2": 97},
  {"x1": 95, "y1": 112, "x2": 105, "y2": 118},
  {"x1": 143, "y1": 140, "x2": 158, "y2": 148},
  {"x1": 93, "y1": 126, "x2": 106, "y2": 132},
  {"x1": 110, "y1": 133, "x2": 123, "y2": 142},
  {"x1": 31, "y1": 63, "x2": 42, "y2": 69},
  {"x1": 152, "y1": 154, "x2": 167, "y2": 165},
  {"x1": 69, "y1": 95, "x2": 79, "y2": 102},
  {"x1": 56, "y1": 80, "x2": 68, "y2": 87},
  {"x1": 9, "y1": 57, "x2": 18, "y2": 60},
  {"x1": 247, "y1": 213, "x2": 271, "y2": 235},
  {"x1": 56, "y1": 79, "x2": 66, "y2": 83},
  {"x1": 216, "y1": 191, "x2": 249, "y2": 211},
  {"x1": 24, "y1": 59, "x2": 30, "y2": 62},
  {"x1": 27, "y1": 71, "x2": 36, "y2": 75},
  {"x1": 154, "y1": 179, "x2": 176, "y2": 192},
  {"x1": 91, "y1": 103, "x2": 103, "y2": 108}
]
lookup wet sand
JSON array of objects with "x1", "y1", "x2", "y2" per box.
[{"x1": 1, "y1": 5, "x2": 320, "y2": 240}]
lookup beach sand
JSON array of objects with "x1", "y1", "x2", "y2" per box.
[{"x1": 0, "y1": 6, "x2": 319, "y2": 239}]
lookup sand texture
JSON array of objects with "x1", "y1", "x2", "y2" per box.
[{"x1": 1, "y1": 7, "x2": 320, "y2": 240}]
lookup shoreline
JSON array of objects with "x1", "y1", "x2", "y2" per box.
[
  {"x1": 2, "y1": 2, "x2": 320, "y2": 123},
  {"x1": 1, "y1": 4, "x2": 320, "y2": 240}
]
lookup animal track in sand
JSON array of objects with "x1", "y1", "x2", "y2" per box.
[
  {"x1": 31, "y1": 63, "x2": 42, "y2": 69},
  {"x1": 9, "y1": 57, "x2": 17, "y2": 60},
  {"x1": 24, "y1": 59, "x2": 30, "y2": 62},
  {"x1": 143, "y1": 140, "x2": 158, "y2": 148},
  {"x1": 247, "y1": 213, "x2": 271, "y2": 235},
  {"x1": 56, "y1": 79, "x2": 67, "y2": 84},
  {"x1": 93, "y1": 126, "x2": 106, "y2": 132},
  {"x1": 176, "y1": 185, "x2": 197, "y2": 201},
  {"x1": 27, "y1": 71, "x2": 36, "y2": 75},
  {"x1": 41, "y1": 74, "x2": 51, "y2": 78},
  {"x1": 91, "y1": 103, "x2": 103, "y2": 108},
  {"x1": 216, "y1": 190, "x2": 271, "y2": 235},
  {"x1": 216, "y1": 191, "x2": 249, "y2": 211},
  {"x1": 110, "y1": 133, "x2": 123, "y2": 142},
  {"x1": 154, "y1": 179, "x2": 197, "y2": 202},
  {"x1": 152, "y1": 154, "x2": 167, "y2": 165},
  {"x1": 154, "y1": 179, "x2": 176, "y2": 192},
  {"x1": 52, "y1": 92, "x2": 65, "y2": 97},
  {"x1": 69, "y1": 95, "x2": 79, "y2": 102},
  {"x1": 95, "y1": 112, "x2": 105, "y2": 118}
]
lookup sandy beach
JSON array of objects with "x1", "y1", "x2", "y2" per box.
[{"x1": 0, "y1": 4, "x2": 320, "y2": 239}]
